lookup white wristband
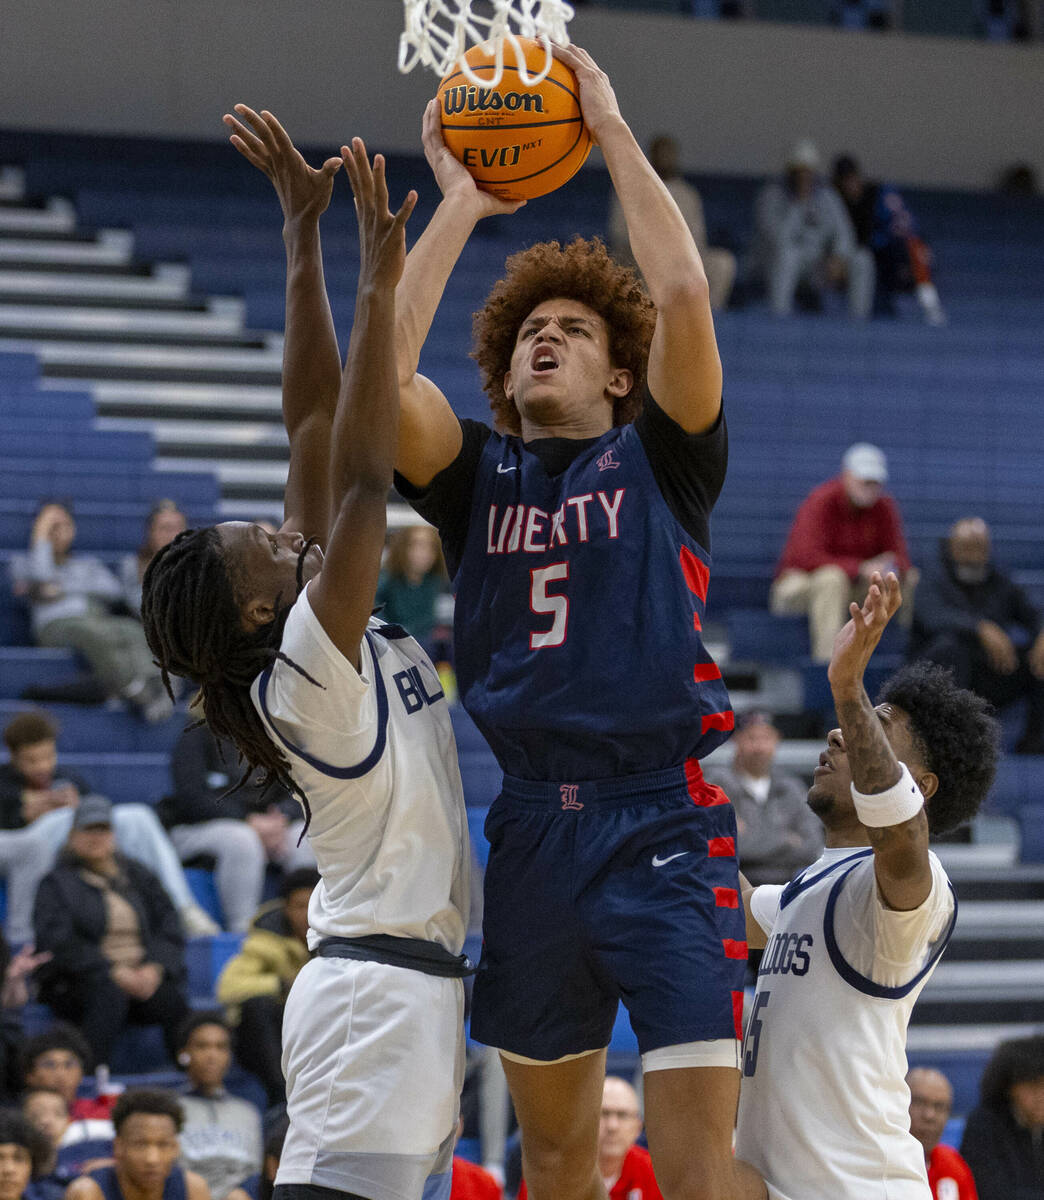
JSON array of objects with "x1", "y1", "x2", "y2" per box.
[{"x1": 851, "y1": 762, "x2": 924, "y2": 828}]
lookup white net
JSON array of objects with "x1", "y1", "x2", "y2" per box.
[{"x1": 399, "y1": 0, "x2": 574, "y2": 87}]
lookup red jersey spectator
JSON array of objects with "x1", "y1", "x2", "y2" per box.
[
  {"x1": 907, "y1": 1067, "x2": 978, "y2": 1200},
  {"x1": 450, "y1": 1156, "x2": 502, "y2": 1200},
  {"x1": 518, "y1": 1077, "x2": 662, "y2": 1200},
  {"x1": 770, "y1": 443, "x2": 913, "y2": 661}
]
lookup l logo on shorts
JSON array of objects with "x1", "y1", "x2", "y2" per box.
[
  {"x1": 652, "y1": 851, "x2": 690, "y2": 867},
  {"x1": 560, "y1": 784, "x2": 583, "y2": 811}
]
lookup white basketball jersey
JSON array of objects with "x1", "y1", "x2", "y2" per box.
[
  {"x1": 735, "y1": 845, "x2": 956, "y2": 1200},
  {"x1": 251, "y1": 585, "x2": 469, "y2": 953}
]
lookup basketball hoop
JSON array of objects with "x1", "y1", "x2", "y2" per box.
[{"x1": 399, "y1": 0, "x2": 574, "y2": 88}]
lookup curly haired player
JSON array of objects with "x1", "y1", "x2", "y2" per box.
[{"x1": 391, "y1": 43, "x2": 743, "y2": 1200}]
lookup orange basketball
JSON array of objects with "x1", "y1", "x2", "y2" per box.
[{"x1": 437, "y1": 38, "x2": 592, "y2": 202}]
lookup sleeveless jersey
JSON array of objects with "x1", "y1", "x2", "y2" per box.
[
  {"x1": 90, "y1": 1167, "x2": 186, "y2": 1200},
  {"x1": 735, "y1": 846, "x2": 957, "y2": 1200},
  {"x1": 452, "y1": 422, "x2": 732, "y2": 781},
  {"x1": 250, "y1": 586, "x2": 470, "y2": 953}
]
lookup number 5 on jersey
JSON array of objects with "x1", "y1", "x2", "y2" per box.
[
  {"x1": 743, "y1": 991, "x2": 770, "y2": 1077},
  {"x1": 530, "y1": 562, "x2": 569, "y2": 649}
]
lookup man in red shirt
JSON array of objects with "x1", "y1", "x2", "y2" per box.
[
  {"x1": 451, "y1": 1154, "x2": 503, "y2": 1200},
  {"x1": 770, "y1": 443, "x2": 914, "y2": 661},
  {"x1": 907, "y1": 1067, "x2": 979, "y2": 1200},
  {"x1": 518, "y1": 1077, "x2": 662, "y2": 1200}
]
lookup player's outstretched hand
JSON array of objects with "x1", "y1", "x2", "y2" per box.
[
  {"x1": 421, "y1": 97, "x2": 524, "y2": 219},
  {"x1": 550, "y1": 44, "x2": 624, "y2": 146},
  {"x1": 341, "y1": 138, "x2": 417, "y2": 292},
  {"x1": 827, "y1": 571, "x2": 902, "y2": 697},
  {"x1": 223, "y1": 105, "x2": 341, "y2": 228}
]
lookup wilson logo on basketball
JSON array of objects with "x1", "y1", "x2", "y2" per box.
[{"x1": 442, "y1": 86, "x2": 545, "y2": 116}]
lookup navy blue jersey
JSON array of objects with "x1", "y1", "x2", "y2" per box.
[{"x1": 414, "y1": 407, "x2": 732, "y2": 781}]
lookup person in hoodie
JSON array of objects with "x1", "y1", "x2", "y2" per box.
[{"x1": 910, "y1": 516, "x2": 1044, "y2": 754}]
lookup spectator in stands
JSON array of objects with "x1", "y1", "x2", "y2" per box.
[
  {"x1": 910, "y1": 517, "x2": 1044, "y2": 755},
  {"x1": 0, "y1": 1110, "x2": 50, "y2": 1200},
  {"x1": 119, "y1": 503, "x2": 186, "y2": 618},
  {"x1": 609, "y1": 134, "x2": 736, "y2": 311},
  {"x1": 746, "y1": 139, "x2": 874, "y2": 319},
  {"x1": 517, "y1": 1076, "x2": 662, "y2": 1200},
  {"x1": 770, "y1": 443, "x2": 913, "y2": 662},
  {"x1": 704, "y1": 711, "x2": 821, "y2": 885},
  {"x1": 21, "y1": 1089, "x2": 112, "y2": 1185},
  {"x1": 65, "y1": 1090, "x2": 209, "y2": 1200},
  {"x1": 960, "y1": 1033, "x2": 1044, "y2": 1199},
  {"x1": 224, "y1": 1114, "x2": 287, "y2": 1200},
  {"x1": 32, "y1": 797, "x2": 191, "y2": 1067},
  {"x1": 215, "y1": 869, "x2": 317, "y2": 1107},
  {"x1": 451, "y1": 1115, "x2": 503, "y2": 1200},
  {"x1": 375, "y1": 525, "x2": 451, "y2": 654},
  {"x1": 159, "y1": 724, "x2": 313, "y2": 933},
  {"x1": 0, "y1": 937, "x2": 50, "y2": 1104},
  {"x1": 906, "y1": 1067, "x2": 978, "y2": 1200},
  {"x1": 9, "y1": 502, "x2": 172, "y2": 723},
  {"x1": 832, "y1": 154, "x2": 946, "y2": 326},
  {"x1": 175, "y1": 1013, "x2": 262, "y2": 1200},
  {"x1": 19, "y1": 1028, "x2": 110, "y2": 1121},
  {"x1": 0, "y1": 711, "x2": 219, "y2": 939}
]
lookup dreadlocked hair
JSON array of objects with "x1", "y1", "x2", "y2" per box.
[{"x1": 141, "y1": 527, "x2": 321, "y2": 831}]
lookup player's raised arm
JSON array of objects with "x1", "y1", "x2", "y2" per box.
[
  {"x1": 223, "y1": 105, "x2": 343, "y2": 543},
  {"x1": 308, "y1": 140, "x2": 417, "y2": 670},
  {"x1": 827, "y1": 572, "x2": 935, "y2": 911},
  {"x1": 394, "y1": 99, "x2": 523, "y2": 487},
  {"x1": 552, "y1": 44, "x2": 721, "y2": 434}
]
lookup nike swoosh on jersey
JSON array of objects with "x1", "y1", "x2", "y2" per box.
[
  {"x1": 652, "y1": 851, "x2": 690, "y2": 867},
  {"x1": 496, "y1": 464, "x2": 517, "y2": 474}
]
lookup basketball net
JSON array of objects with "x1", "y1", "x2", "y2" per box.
[{"x1": 399, "y1": 0, "x2": 574, "y2": 88}]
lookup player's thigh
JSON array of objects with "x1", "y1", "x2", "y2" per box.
[
  {"x1": 499, "y1": 1047, "x2": 606, "y2": 1158},
  {"x1": 643, "y1": 1066, "x2": 740, "y2": 1193}
]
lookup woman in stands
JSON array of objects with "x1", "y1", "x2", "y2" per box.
[
  {"x1": 141, "y1": 112, "x2": 470, "y2": 1200},
  {"x1": 119, "y1": 499, "x2": 187, "y2": 615}
]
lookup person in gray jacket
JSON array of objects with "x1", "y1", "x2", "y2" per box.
[{"x1": 705, "y1": 710, "x2": 822, "y2": 886}]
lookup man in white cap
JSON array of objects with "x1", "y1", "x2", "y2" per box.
[
  {"x1": 747, "y1": 138, "x2": 874, "y2": 318},
  {"x1": 770, "y1": 443, "x2": 914, "y2": 661}
]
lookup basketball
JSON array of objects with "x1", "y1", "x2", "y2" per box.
[{"x1": 437, "y1": 38, "x2": 592, "y2": 202}]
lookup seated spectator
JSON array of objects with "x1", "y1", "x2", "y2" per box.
[
  {"x1": 32, "y1": 798, "x2": 191, "y2": 1067},
  {"x1": 517, "y1": 1076, "x2": 661, "y2": 1200},
  {"x1": 174, "y1": 1014, "x2": 261, "y2": 1200},
  {"x1": 0, "y1": 1111, "x2": 50, "y2": 1200},
  {"x1": 451, "y1": 1117, "x2": 502, "y2": 1200},
  {"x1": 215, "y1": 870, "x2": 317, "y2": 1107},
  {"x1": 609, "y1": 134, "x2": 736, "y2": 311},
  {"x1": 746, "y1": 139, "x2": 874, "y2": 319},
  {"x1": 0, "y1": 938, "x2": 50, "y2": 1104},
  {"x1": 0, "y1": 712, "x2": 219, "y2": 940},
  {"x1": 960, "y1": 1033, "x2": 1044, "y2": 1200},
  {"x1": 21, "y1": 1089, "x2": 112, "y2": 1185},
  {"x1": 8, "y1": 503, "x2": 172, "y2": 723},
  {"x1": 159, "y1": 724, "x2": 313, "y2": 934},
  {"x1": 832, "y1": 154, "x2": 946, "y2": 325},
  {"x1": 66, "y1": 1090, "x2": 209, "y2": 1200},
  {"x1": 911, "y1": 517, "x2": 1044, "y2": 755},
  {"x1": 906, "y1": 1068, "x2": 978, "y2": 1200},
  {"x1": 704, "y1": 711, "x2": 821, "y2": 885},
  {"x1": 19, "y1": 1028, "x2": 111, "y2": 1122},
  {"x1": 224, "y1": 1115, "x2": 287, "y2": 1200},
  {"x1": 770, "y1": 443, "x2": 914, "y2": 662},
  {"x1": 118, "y1": 503, "x2": 186, "y2": 618},
  {"x1": 376, "y1": 525, "x2": 451, "y2": 655}
]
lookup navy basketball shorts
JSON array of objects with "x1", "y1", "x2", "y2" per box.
[{"x1": 470, "y1": 762, "x2": 747, "y2": 1064}]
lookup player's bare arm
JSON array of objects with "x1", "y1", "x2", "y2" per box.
[
  {"x1": 739, "y1": 870, "x2": 768, "y2": 951},
  {"x1": 829, "y1": 572, "x2": 934, "y2": 911},
  {"x1": 185, "y1": 1170, "x2": 212, "y2": 1200},
  {"x1": 223, "y1": 104, "x2": 343, "y2": 542},
  {"x1": 552, "y1": 44, "x2": 721, "y2": 435},
  {"x1": 394, "y1": 99, "x2": 523, "y2": 486},
  {"x1": 309, "y1": 140, "x2": 417, "y2": 670}
]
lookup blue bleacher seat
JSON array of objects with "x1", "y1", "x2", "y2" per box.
[
  {"x1": 185, "y1": 868, "x2": 224, "y2": 927},
  {"x1": 185, "y1": 932, "x2": 245, "y2": 998}
]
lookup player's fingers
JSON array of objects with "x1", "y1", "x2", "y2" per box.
[
  {"x1": 320, "y1": 156, "x2": 343, "y2": 178},
  {"x1": 340, "y1": 144, "x2": 362, "y2": 198},
  {"x1": 234, "y1": 104, "x2": 277, "y2": 152},
  {"x1": 393, "y1": 189, "x2": 419, "y2": 231},
  {"x1": 372, "y1": 154, "x2": 390, "y2": 215},
  {"x1": 227, "y1": 133, "x2": 268, "y2": 173},
  {"x1": 223, "y1": 115, "x2": 268, "y2": 161},
  {"x1": 347, "y1": 138, "x2": 375, "y2": 206},
  {"x1": 259, "y1": 109, "x2": 295, "y2": 156}
]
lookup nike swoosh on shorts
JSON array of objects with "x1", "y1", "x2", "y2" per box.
[
  {"x1": 496, "y1": 464, "x2": 517, "y2": 473},
  {"x1": 652, "y1": 851, "x2": 690, "y2": 867}
]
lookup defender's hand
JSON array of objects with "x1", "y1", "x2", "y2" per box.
[
  {"x1": 223, "y1": 105, "x2": 341, "y2": 228},
  {"x1": 827, "y1": 571, "x2": 902, "y2": 697},
  {"x1": 421, "y1": 98, "x2": 524, "y2": 219},
  {"x1": 341, "y1": 138, "x2": 417, "y2": 291}
]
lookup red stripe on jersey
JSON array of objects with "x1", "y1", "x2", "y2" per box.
[
  {"x1": 693, "y1": 610, "x2": 702, "y2": 632},
  {"x1": 692, "y1": 661, "x2": 722, "y2": 683},
  {"x1": 679, "y1": 545, "x2": 709, "y2": 601},
  {"x1": 684, "y1": 759, "x2": 730, "y2": 807},
  {"x1": 701, "y1": 710, "x2": 735, "y2": 735},
  {"x1": 714, "y1": 887, "x2": 739, "y2": 908},
  {"x1": 723, "y1": 938, "x2": 748, "y2": 960},
  {"x1": 708, "y1": 836, "x2": 735, "y2": 858},
  {"x1": 732, "y1": 990, "x2": 744, "y2": 1039}
]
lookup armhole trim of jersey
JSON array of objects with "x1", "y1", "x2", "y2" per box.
[
  {"x1": 256, "y1": 632, "x2": 389, "y2": 779},
  {"x1": 823, "y1": 864, "x2": 958, "y2": 999},
  {"x1": 779, "y1": 848, "x2": 873, "y2": 911}
]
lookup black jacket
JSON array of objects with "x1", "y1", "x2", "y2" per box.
[
  {"x1": 32, "y1": 852, "x2": 187, "y2": 1001},
  {"x1": 0, "y1": 762, "x2": 90, "y2": 831},
  {"x1": 960, "y1": 1102, "x2": 1044, "y2": 1200}
]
